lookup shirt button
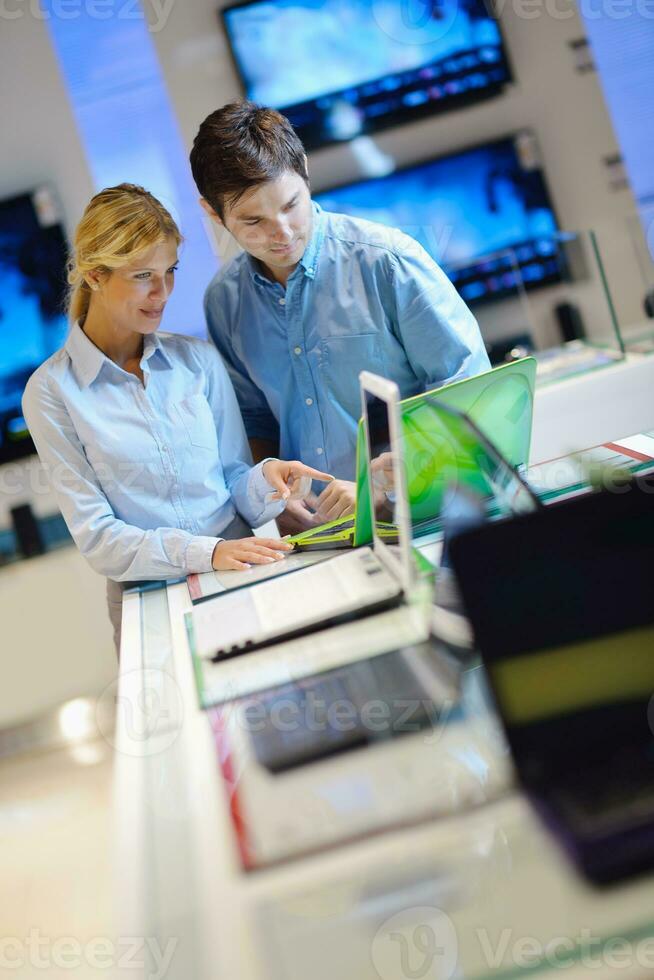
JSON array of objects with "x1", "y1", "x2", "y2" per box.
[
  {"x1": 305, "y1": 397, "x2": 313, "y2": 406},
  {"x1": 294, "y1": 346, "x2": 302, "y2": 355},
  {"x1": 279, "y1": 298, "x2": 286, "y2": 306},
  {"x1": 316, "y1": 447, "x2": 324, "y2": 455}
]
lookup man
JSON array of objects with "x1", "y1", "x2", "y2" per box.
[{"x1": 191, "y1": 101, "x2": 490, "y2": 534}]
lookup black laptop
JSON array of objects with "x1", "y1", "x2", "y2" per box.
[{"x1": 448, "y1": 474, "x2": 654, "y2": 884}]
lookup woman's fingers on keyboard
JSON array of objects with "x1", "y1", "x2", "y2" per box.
[
  {"x1": 238, "y1": 547, "x2": 287, "y2": 564},
  {"x1": 256, "y1": 538, "x2": 294, "y2": 551},
  {"x1": 242, "y1": 546, "x2": 287, "y2": 562},
  {"x1": 224, "y1": 558, "x2": 252, "y2": 570}
]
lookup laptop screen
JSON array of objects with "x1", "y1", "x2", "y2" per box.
[
  {"x1": 402, "y1": 397, "x2": 540, "y2": 528},
  {"x1": 448, "y1": 479, "x2": 654, "y2": 784}
]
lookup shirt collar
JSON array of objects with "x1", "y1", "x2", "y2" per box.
[
  {"x1": 298, "y1": 202, "x2": 325, "y2": 280},
  {"x1": 247, "y1": 200, "x2": 326, "y2": 286},
  {"x1": 142, "y1": 330, "x2": 173, "y2": 369},
  {"x1": 65, "y1": 320, "x2": 172, "y2": 388}
]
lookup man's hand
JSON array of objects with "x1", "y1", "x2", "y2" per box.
[
  {"x1": 262, "y1": 459, "x2": 334, "y2": 500},
  {"x1": 370, "y1": 451, "x2": 395, "y2": 491},
  {"x1": 212, "y1": 537, "x2": 293, "y2": 572},
  {"x1": 313, "y1": 479, "x2": 356, "y2": 523},
  {"x1": 276, "y1": 498, "x2": 323, "y2": 536}
]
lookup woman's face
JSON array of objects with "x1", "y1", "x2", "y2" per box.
[{"x1": 91, "y1": 237, "x2": 179, "y2": 335}]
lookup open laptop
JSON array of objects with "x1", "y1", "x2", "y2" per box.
[
  {"x1": 212, "y1": 394, "x2": 544, "y2": 769},
  {"x1": 186, "y1": 372, "x2": 416, "y2": 662},
  {"x1": 290, "y1": 357, "x2": 536, "y2": 550},
  {"x1": 448, "y1": 475, "x2": 654, "y2": 884},
  {"x1": 403, "y1": 396, "x2": 543, "y2": 647},
  {"x1": 407, "y1": 395, "x2": 541, "y2": 538},
  {"x1": 287, "y1": 419, "x2": 375, "y2": 551}
]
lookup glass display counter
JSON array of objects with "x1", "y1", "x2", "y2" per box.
[{"x1": 465, "y1": 230, "x2": 628, "y2": 385}]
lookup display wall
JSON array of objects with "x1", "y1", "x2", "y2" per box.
[{"x1": 149, "y1": 0, "x2": 646, "y2": 344}]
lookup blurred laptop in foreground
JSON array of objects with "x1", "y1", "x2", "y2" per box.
[{"x1": 449, "y1": 474, "x2": 654, "y2": 884}]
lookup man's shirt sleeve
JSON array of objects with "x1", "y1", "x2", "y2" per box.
[
  {"x1": 385, "y1": 238, "x2": 490, "y2": 389},
  {"x1": 204, "y1": 282, "x2": 280, "y2": 443}
]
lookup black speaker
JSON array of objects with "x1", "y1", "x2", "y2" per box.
[
  {"x1": 10, "y1": 504, "x2": 45, "y2": 558},
  {"x1": 644, "y1": 289, "x2": 654, "y2": 319},
  {"x1": 555, "y1": 302, "x2": 586, "y2": 343}
]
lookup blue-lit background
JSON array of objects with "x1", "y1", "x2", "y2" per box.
[
  {"x1": 316, "y1": 136, "x2": 560, "y2": 304},
  {"x1": 578, "y1": 17, "x2": 654, "y2": 262},
  {"x1": 225, "y1": 0, "x2": 501, "y2": 107},
  {"x1": 0, "y1": 1, "x2": 222, "y2": 464},
  {"x1": 43, "y1": 0, "x2": 218, "y2": 339},
  {"x1": 223, "y1": 0, "x2": 511, "y2": 148},
  {"x1": 0, "y1": 194, "x2": 68, "y2": 463}
]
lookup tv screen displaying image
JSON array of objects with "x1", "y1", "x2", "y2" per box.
[
  {"x1": 315, "y1": 133, "x2": 562, "y2": 305},
  {"x1": 221, "y1": 0, "x2": 512, "y2": 149},
  {"x1": 0, "y1": 191, "x2": 69, "y2": 465}
]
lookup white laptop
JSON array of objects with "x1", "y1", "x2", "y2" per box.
[{"x1": 187, "y1": 372, "x2": 416, "y2": 662}]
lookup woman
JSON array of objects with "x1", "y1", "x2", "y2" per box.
[{"x1": 22, "y1": 184, "x2": 332, "y2": 651}]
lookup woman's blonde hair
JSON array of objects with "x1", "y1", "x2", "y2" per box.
[{"x1": 68, "y1": 183, "x2": 182, "y2": 323}]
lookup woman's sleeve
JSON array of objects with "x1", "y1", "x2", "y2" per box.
[
  {"x1": 22, "y1": 372, "x2": 221, "y2": 581},
  {"x1": 202, "y1": 345, "x2": 285, "y2": 528}
]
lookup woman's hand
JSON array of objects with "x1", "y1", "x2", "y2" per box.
[
  {"x1": 212, "y1": 537, "x2": 294, "y2": 571},
  {"x1": 262, "y1": 459, "x2": 334, "y2": 501}
]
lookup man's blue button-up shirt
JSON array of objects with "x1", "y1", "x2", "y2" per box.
[{"x1": 205, "y1": 203, "x2": 490, "y2": 480}]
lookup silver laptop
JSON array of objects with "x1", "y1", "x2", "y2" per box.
[{"x1": 188, "y1": 372, "x2": 415, "y2": 662}]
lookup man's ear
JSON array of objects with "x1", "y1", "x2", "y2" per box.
[{"x1": 199, "y1": 197, "x2": 223, "y2": 226}]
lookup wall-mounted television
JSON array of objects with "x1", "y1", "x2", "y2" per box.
[
  {"x1": 221, "y1": 0, "x2": 512, "y2": 150},
  {"x1": 0, "y1": 190, "x2": 69, "y2": 465},
  {"x1": 315, "y1": 132, "x2": 563, "y2": 305}
]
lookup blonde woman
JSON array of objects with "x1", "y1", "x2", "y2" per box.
[{"x1": 22, "y1": 184, "x2": 332, "y2": 651}]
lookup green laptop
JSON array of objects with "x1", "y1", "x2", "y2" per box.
[{"x1": 290, "y1": 356, "x2": 537, "y2": 550}]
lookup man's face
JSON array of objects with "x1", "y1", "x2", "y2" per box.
[{"x1": 212, "y1": 172, "x2": 313, "y2": 282}]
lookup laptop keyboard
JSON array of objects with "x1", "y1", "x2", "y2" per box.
[
  {"x1": 306, "y1": 517, "x2": 355, "y2": 539},
  {"x1": 207, "y1": 550, "x2": 400, "y2": 659},
  {"x1": 251, "y1": 564, "x2": 349, "y2": 634},
  {"x1": 245, "y1": 646, "x2": 449, "y2": 773}
]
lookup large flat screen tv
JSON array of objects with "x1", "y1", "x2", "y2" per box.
[
  {"x1": 315, "y1": 132, "x2": 562, "y2": 305},
  {"x1": 0, "y1": 190, "x2": 69, "y2": 465},
  {"x1": 221, "y1": 0, "x2": 512, "y2": 150}
]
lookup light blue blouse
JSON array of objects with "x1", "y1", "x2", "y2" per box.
[{"x1": 22, "y1": 322, "x2": 283, "y2": 581}]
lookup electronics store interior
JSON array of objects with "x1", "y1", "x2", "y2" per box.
[{"x1": 2, "y1": 2, "x2": 654, "y2": 978}]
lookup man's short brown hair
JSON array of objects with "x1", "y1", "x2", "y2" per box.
[{"x1": 190, "y1": 101, "x2": 310, "y2": 218}]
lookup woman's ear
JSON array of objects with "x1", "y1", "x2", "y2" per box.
[
  {"x1": 199, "y1": 197, "x2": 223, "y2": 227},
  {"x1": 85, "y1": 270, "x2": 103, "y2": 292}
]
